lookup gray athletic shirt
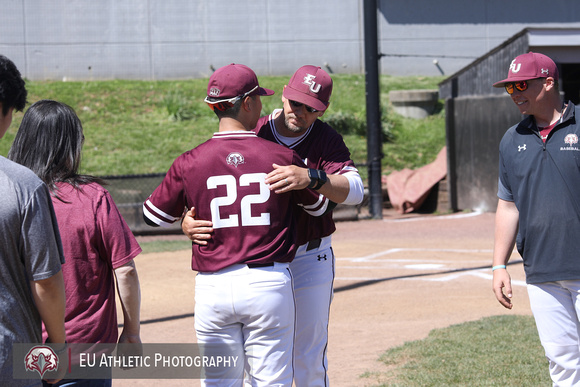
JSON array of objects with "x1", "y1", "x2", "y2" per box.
[{"x1": 0, "y1": 156, "x2": 64, "y2": 385}]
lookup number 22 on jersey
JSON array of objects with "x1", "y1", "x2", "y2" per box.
[{"x1": 207, "y1": 173, "x2": 271, "y2": 229}]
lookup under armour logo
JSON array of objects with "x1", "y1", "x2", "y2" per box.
[
  {"x1": 303, "y1": 74, "x2": 321, "y2": 94},
  {"x1": 509, "y1": 59, "x2": 521, "y2": 74},
  {"x1": 541, "y1": 68, "x2": 549, "y2": 75},
  {"x1": 317, "y1": 254, "x2": 327, "y2": 261},
  {"x1": 518, "y1": 144, "x2": 526, "y2": 152}
]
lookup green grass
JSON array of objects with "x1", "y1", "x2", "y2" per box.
[
  {"x1": 139, "y1": 240, "x2": 192, "y2": 255},
  {"x1": 363, "y1": 315, "x2": 550, "y2": 386},
  {"x1": 0, "y1": 74, "x2": 446, "y2": 179}
]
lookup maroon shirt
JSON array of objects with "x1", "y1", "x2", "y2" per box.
[
  {"x1": 144, "y1": 131, "x2": 326, "y2": 272},
  {"x1": 256, "y1": 112, "x2": 358, "y2": 245},
  {"x1": 43, "y1": 182, "x2": 141, "y2": 344}
]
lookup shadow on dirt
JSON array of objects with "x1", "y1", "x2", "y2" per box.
[{"x1": 334, "y1": 260, "x2": 523, "y2": 293}]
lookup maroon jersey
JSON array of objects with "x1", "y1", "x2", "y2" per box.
[
  {"x1": 256, "y1": 111, "x2": 359, "y2": 244},
  {"x1": 144, "y1": 131, "x2": 326, "y2": 272},
  {"x1": 44, "y1": 182, "x2": 141, "y2": 344}
]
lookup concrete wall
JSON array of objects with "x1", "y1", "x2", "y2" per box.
[
  {"x1": 3, "y1": 0, "x2": 580, "y2": 80},
  {"x1": 378, "y1": 0, "x2": 580, "y2": 77}
]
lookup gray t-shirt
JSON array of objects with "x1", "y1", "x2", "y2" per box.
[{"x1": 0, "y1": 156, "x2": 64, "y2": 385}]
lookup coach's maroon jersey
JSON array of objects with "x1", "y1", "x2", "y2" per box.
[
  {"x1": 144, "y1": 131, "x2": 326, "y2": 272},
  {"x1": 256, "y1": 111, "x2": 359, "y2": 245}
]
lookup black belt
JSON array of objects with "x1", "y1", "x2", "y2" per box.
[
  {"x1": 247, "y1": 262, "x2": 275, "y2": 268},
  {"x1": 306, "y1": 238, "x2": 322, "y2": 251}
]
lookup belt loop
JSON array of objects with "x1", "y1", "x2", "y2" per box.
[
  {"x1": 306, "y1": 238, "x2": 322, "y2": 251},
  {"x1": 247, "y1": 262, "x2": 275, "y2": 268}
]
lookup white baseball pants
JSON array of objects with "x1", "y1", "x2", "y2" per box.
[
  {"x1": 528, "y1": 281, "x2": 580, "y2": 387},
  {"x1": 194, "y1": 262, "x2": 295, "y2": 387},
  {"x1": 290, "y1": 235, "x2": 334, "y2": 387}
]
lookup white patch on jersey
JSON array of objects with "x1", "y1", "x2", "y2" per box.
[
  {"x1": 565, "y1": 133, "x2": 578, "y2": 146},
  {"x1": 226, "y1": 152, "x2": 245, "y2": 167},
  {"x1": 561, "y1": 133, "x2": 580, "y2": 151}
]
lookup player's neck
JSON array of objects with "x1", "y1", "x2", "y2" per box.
[{"x1": 218, "y1": 117, "x2": 251, "y2": 133}]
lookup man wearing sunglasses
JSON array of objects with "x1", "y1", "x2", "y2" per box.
[
  {"x1": 183, "y1": 65, "x2": 364, "y2": 386},
  {"x1": 491, "y1": 52, "x2": 580, "y2": 386},
  {"x1": 144, "y1": 63, "x2": 328, "y2": 386}
]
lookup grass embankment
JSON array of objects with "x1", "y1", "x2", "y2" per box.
[{"x1": 0, "y1": 74, "x2": 447, "y2": 179}]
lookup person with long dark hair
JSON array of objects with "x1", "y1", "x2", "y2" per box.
[{"x1": 9, "y1": 99, "x2": 142, "y2": 387}]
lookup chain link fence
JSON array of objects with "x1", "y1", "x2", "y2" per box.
[{"x1": 100, "y1": 173, "x2": 181, "y2": 235}]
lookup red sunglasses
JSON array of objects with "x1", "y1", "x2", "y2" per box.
[
  {"x1": 504, "y1": 78, "x2": 547, "y2": 95},
  {"x1": 504, "y1": 80, "x2": 530, "y2": 95}
]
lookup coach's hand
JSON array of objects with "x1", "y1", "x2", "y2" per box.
[
  {"x1": 492, "y1": 268, "x2": 513, "y2": 309},
  {"x1": 265, "y1": 163, "x2": 309, "y2": 194},
  {"x1": 182, "y1": 207, "x2": 213, "y2": 245}
]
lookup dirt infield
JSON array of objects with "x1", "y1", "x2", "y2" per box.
[{"x1": 118, "y1": 209, "x2": 530, "y2": 386}]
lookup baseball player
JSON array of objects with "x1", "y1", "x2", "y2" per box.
[
  {"x1": 492, "y1": 52, "x2": 580, "y2": 386},
  {"x1": 183, "y1": 65, "x2": 364, "y2": 386},
  {"x1": 143, "y1": 63, "x2": 328, "y2": 386}
]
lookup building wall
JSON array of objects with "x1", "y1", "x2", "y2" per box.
[
  {"x1": 2, "y1": 0, "x2": 580, "y2": 80},
  {"x1": 378, "y1": 0, "x2": 580, "y2": 77},
  {"x1": 445, "y1": 95, "x2": 523, "y2": 212}
]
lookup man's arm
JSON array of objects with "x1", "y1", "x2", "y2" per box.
[
  {"x1": 264, "y1": 163, "x2": 363, "y2": 204},
  {"x1": 114, "y1": 260, "x2": 141, "y2": 345},
  {"x1": 492, "y1": 199, "x2": 519, "y2": 310},
  {"x1": 31, "y1": 271, "x2": 67, "y2": 383},
  {"x1": 30, "y1": 270, "x2": 66, "y2": 344},
  {"x1": 182, "y1": 207, "x2": 213, "y2": 245},
  {"x1": 182, "y1": 160, "x2": 365, "y2": 242}
]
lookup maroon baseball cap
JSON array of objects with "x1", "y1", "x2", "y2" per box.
[
  {"x1": 206, "y1": 63, "x2": 274, "y2": 102},
  {"x1": 493, "y1": 52, "x2": 559, "y2": 88},
  {"x1": 283, "y1": 65, "x2": 333, "y2": 112}
]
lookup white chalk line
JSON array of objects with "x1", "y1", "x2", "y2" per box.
[
  {"x1": 335, "y1": 268, "x2": 526, "y2": 287},
  {"x1": 337, "y1": 247, "x2": 493, "y2": 263},
  {"x1": 334, "y1": 246, "x2": 524, "y2": 286},
  {"x1": 383, "y1": 210, "x2": 485, "y2": 223}
]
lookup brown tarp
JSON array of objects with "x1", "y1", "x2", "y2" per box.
[{"x1": 385, "y1": 146, "x2": 447, "y2": 214}]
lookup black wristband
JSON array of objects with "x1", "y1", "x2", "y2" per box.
[
  {"x1": 307, "y1": 168, "x2": 318, "y2": 189},
  {"x1": 308, "y1": 168, "x2": 327, "y2": 190},
  {"x1": 313, "y1": 169, "x2": 327, "y2": 190}
]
